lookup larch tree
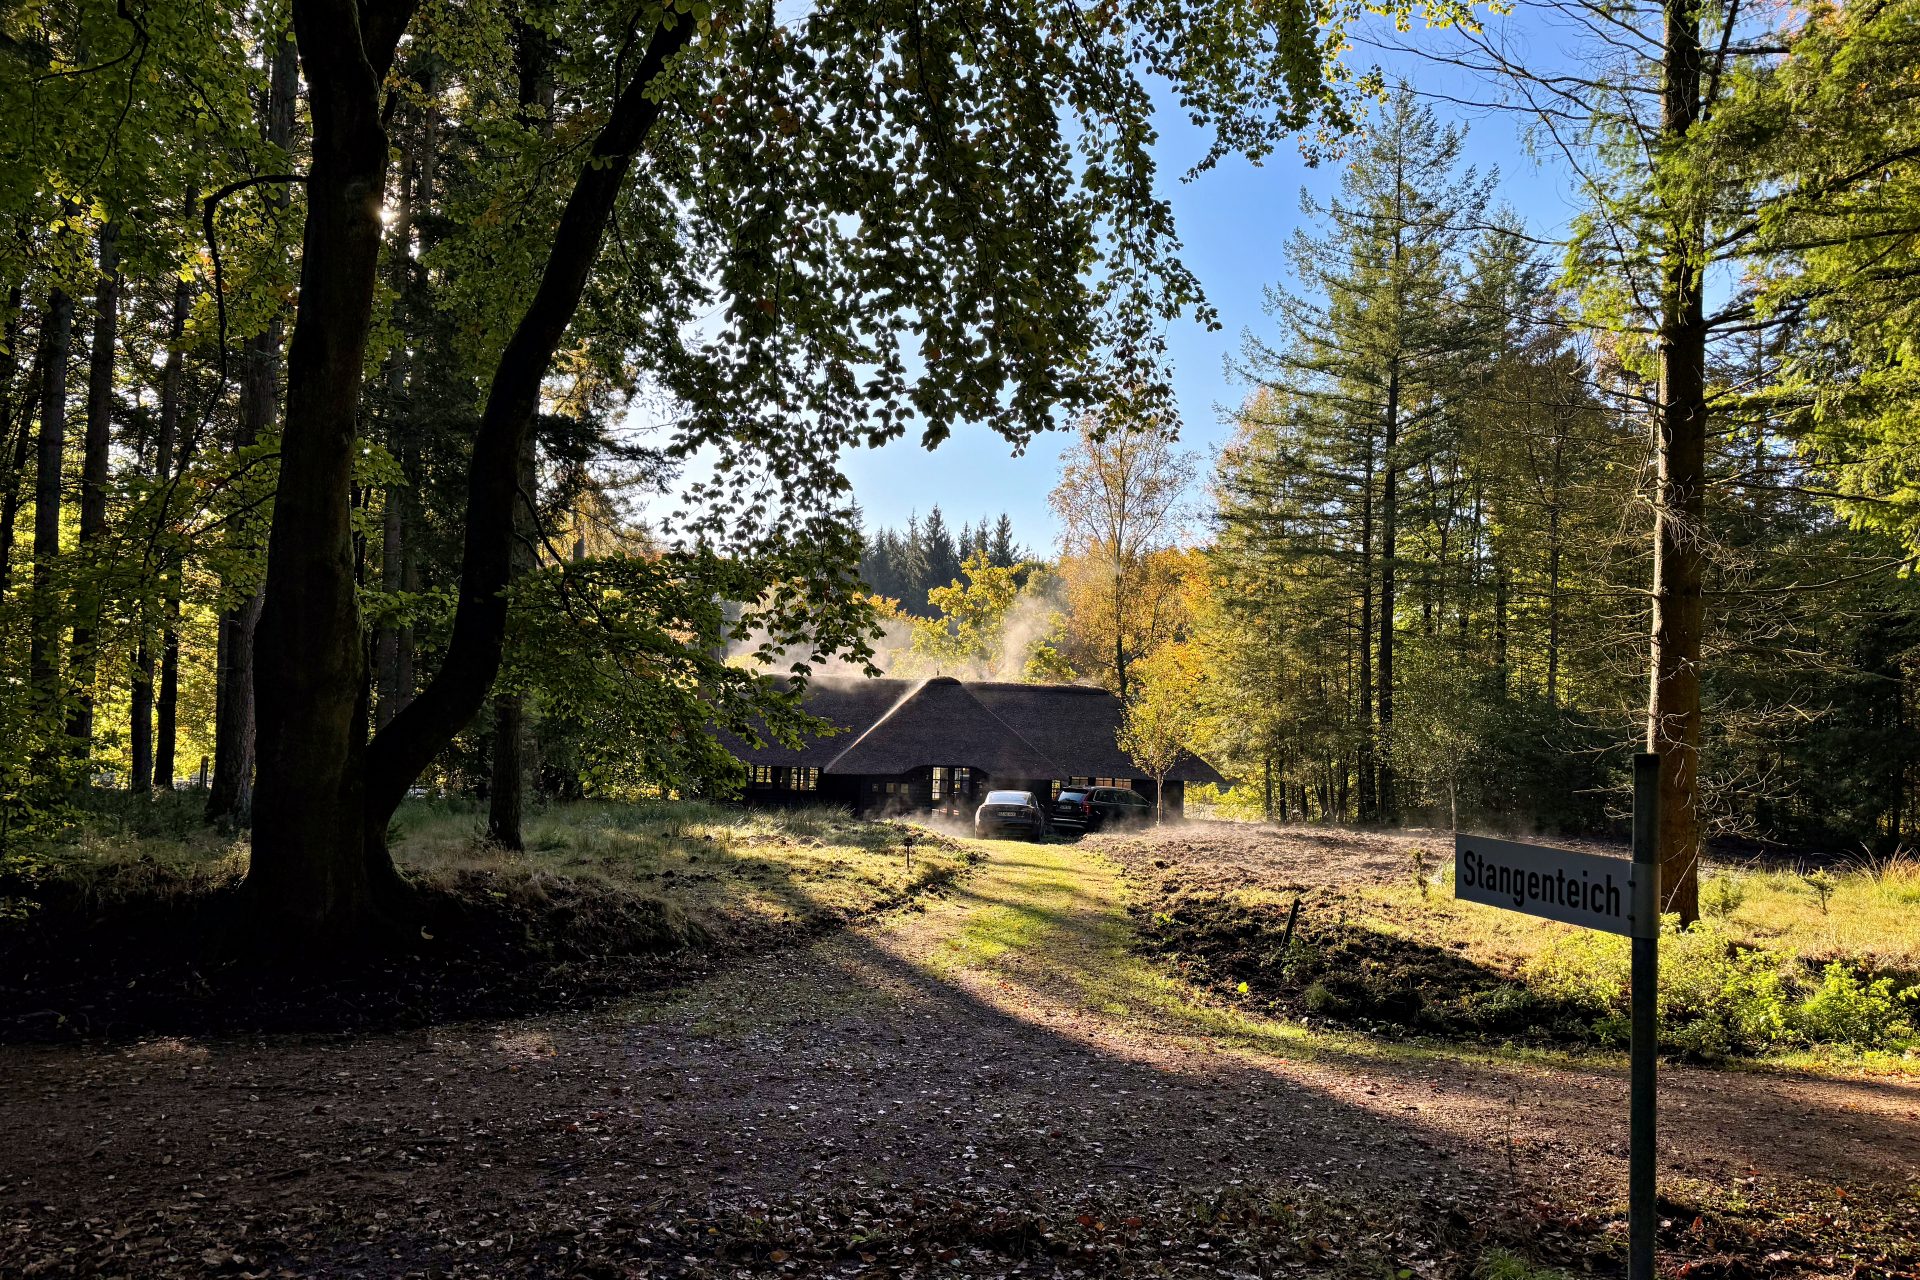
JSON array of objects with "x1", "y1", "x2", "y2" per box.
[
  {"x1": 1234, "y1": 88, "x2": 1489, "y2": 821},
  {"x1": 1049, "y1": 416, "x2": 1196, "y2": 698},
  {"x1": 1433, "y1": 0, "x2": 1920, "y2": 918},
  {"x1": 1117, "y1": 641, "x2": 1205, "y2": 820}
]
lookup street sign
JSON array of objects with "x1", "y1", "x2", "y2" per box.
[
  {"x1": 1456, "y1": 754, "x2": 1664, "y2": 1280},
  {"x1": 1453, "y1": 833, "x2": 1659, "y2": 938}
]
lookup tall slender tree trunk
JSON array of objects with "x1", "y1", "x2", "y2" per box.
[
  {"x1": 130, "y1": 643, "x2": 154, "y2": 792},
  {"x1": 375, "y1": 108, "x2": 417, "y2": 732},
  {"x1": 487, "y1": 432, "x2": 537, "y2": 848},
  {"x1": 1546, "y1": 427, "x2": 1565, "y2": 708},
  {"x1": 150, "y1": 269, "x2": 192, "y2": 789},
  {"x1": 0, "y1": 292, "x2": 42, "y2": 599},
  {"x1": 1492, "y1": 558, "x2": 1509, "y2": 693},
  {"x1": 69, "y1": 224, "x2": 120, "y2": 755},
  {"x1": 207, "y1": 39, "x2": 295, "y2": 827},
  {"x1": 30, "y1": 287, "x2": 73, "y2": 707},
  {"x1": 1649, "y1": 0, "x2": 1707, "y2": 925},
  {"x1": 155, "y1": 609, "x2": 180, "y2": 789},
  {"x1": 1378, "y1": 362, "x2": 1399, "y2": 822},
  {"x1": 486, "y1": 25, "x2": 551, "y2": 848},
  {"x1": 131, "y1": 285, "x2": 157, "y2": 794},
  {"x1": 1356, "y1": 451, "x2": 1375, "y2": 823}
]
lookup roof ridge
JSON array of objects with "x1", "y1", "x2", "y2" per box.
[
  {"x1": 823, "y1": 677, "x2": 1063, "y2": 776},
  {"x1": 942, "y1": 681, "x2": 1061, "y2": 775},
  {"x1": 821, "y1": 678, "x2": 937, "y2": 773}
]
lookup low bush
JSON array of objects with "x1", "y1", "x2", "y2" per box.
[
  {"x1": 1796, "y1": 962, "x2": 1918, "y2": 1048},
  {"x1": 1526, "y1": 920, "x2": 1918, "y2": 1058}
]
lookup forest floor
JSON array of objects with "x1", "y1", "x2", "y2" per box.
[
  {"x1": 2, "y1": 824, "x2": 1917, "y2": 1278},
  {"x1": 0, "y1": 801, "x2": 975, "y2": 1038}
]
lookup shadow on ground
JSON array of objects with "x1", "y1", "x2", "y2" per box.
[{"x1": 0, "y1": 838, "x2": 1914, "y2": 1277}]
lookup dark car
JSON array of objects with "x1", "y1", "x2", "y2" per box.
[
  {"x1": 1049, "y1": 785, "x2": 1153, "y2": 835},
  {"x1": 974, "y1": 789, "x2": 1050, "y2": 840}
]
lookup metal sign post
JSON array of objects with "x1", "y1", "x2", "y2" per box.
[
  {"x1": 1630, "y1": 752, "x2": 1660, "y2": 1280},
  {"x1": 1453, "y1": 754, "x2": 1662, "y2": 1277}
]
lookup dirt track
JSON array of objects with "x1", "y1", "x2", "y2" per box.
[{"x1": 1, "y1": 826, "x2": 1915, "y2": 1277}]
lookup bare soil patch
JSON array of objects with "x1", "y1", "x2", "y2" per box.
[{"x1": 1099, "y1": 821, "x2": 1581, "y2": 1039}]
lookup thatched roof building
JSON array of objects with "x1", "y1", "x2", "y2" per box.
[{"x1": 719, "y1": 675, "x2": 1222, "y2": 817}]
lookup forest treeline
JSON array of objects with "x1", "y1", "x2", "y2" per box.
[
  {"x1": 873, "y1": 90, "x2": 1920, "y2": 870},
  {"x1": 6, "y1": 0, "x2": 1920, "y2": 944},
  {"x1": 857, "y1": 509, "x2": 1029, "y2": 618}
]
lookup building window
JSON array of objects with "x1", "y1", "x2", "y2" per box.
[
  {"x1": 953, "y1": 767, "x2": 972, "y2": 793},
  {"x1": 784, "y1": 766, "x2": 818, "y2": 792},
  {"x1": 931, "y1": 766, "x2": 952, "y2": 800},
  {"x1": 750, "y1": 765, "x2": 776, "y2": 788},
  {"x1": 1069, "y1": 776, "x2": 1090, "y2": 788}
]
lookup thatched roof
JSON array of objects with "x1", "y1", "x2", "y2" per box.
[{"x1": 718, "y1": 675, "x2": 1223, "y2": 784}]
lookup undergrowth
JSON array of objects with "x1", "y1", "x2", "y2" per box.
[
  {"x1": 1132, "y1": 856, "x2": 1920, "y2": 1064},
  {"x1": 0, "y1": 794, "x2": 975, "y2": 1039}
]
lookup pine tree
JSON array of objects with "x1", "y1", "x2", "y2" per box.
[{"x1": 920, "y1": 506, "x2": 962, "y2": 597}]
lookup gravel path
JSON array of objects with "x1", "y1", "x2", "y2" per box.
[{"x1": 1, "y1": 831, "x2": 1914, "y2": 1277}]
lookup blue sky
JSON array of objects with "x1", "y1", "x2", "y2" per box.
[{"x1": 838, "y1": 4, "x2": 1595, "y2": 551}]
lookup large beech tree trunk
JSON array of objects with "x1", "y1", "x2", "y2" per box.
[
  {"x1": 245, "y1": 1, "x2": 691, "y2": 945},
  {"x1": 1648, "y1": 0, "x2": 1706, "y2": 925},
  {"x1": 245, "y1": 1, "x2": 417, "y2": 939}
]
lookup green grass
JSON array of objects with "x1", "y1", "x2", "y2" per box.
[
  {"x1": 1706, "y1": 856, "x2": 1920, "y2": 973},
  {"x1": 1392, "y1": 853, "x2": 1920, "y2": 972},
  {"x1": 925, "y1": 839, "x2": 1336, "y2": 1058},
  {"x1": 1474, "y1": 1248, "x2": 1573, "y2": 1280},
  {"x1": 23, "y1": 792, "x2": 975, "y2": 942},
  {"x1": 1160, "y1": 853, "x2": 1920, "y2": 1071}
]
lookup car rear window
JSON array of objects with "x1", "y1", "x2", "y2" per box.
[
  {"x1": 985, "y1": 791, "x2": 1030, "y2": 804},
  {"x1": 1057, "y1": 790, "x2": 1088, "y2": 802}
]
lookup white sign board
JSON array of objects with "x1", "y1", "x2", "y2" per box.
[{"x1": 1454, "y1": 834, "x2": 1658, "y2": 938}]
